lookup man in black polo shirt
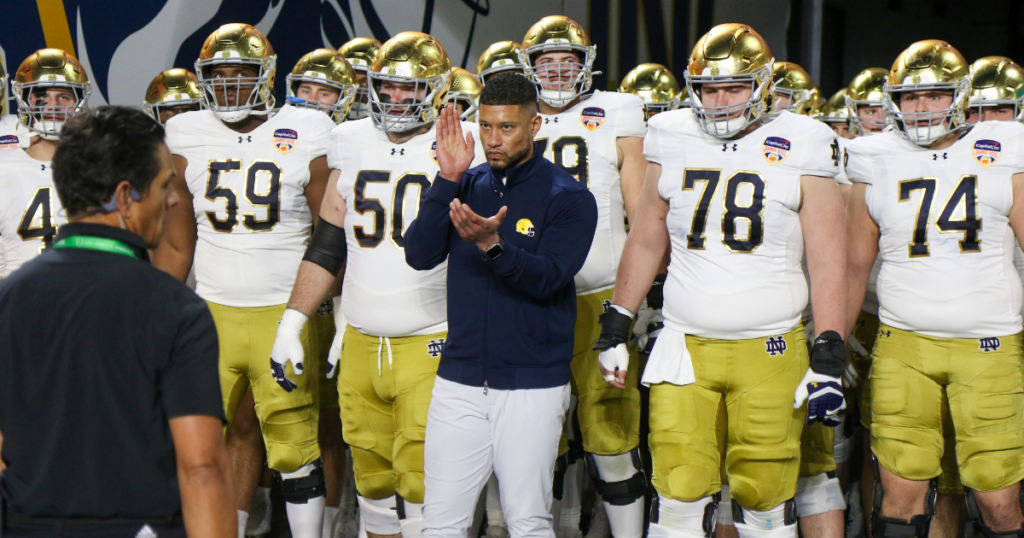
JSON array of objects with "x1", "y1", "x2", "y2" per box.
[{"x1": 0, "y1": 106, "x2": 234, "y2": 538}]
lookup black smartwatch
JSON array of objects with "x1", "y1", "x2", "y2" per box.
[{"x1": 484, "y1": 236, "x2": 505, "y2": 261}]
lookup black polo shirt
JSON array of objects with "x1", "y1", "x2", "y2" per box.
[{"x1": 0, "y1": 223, "x2": 223, "y2": 519}]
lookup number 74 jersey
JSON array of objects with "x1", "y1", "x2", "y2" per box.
[
  {"x1": 0, "y1": 150, "x2": 65, "y2": 277},
  {"x1": 845, "y1": 121, "x2": 1024, "y2": 338},
  {"x1": 646, "y1": 110, "x2": 839, "y2": 340}
]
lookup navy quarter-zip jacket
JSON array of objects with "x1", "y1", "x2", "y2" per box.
[{"x1": 404, "y1": 142, "x2": 598, "y2": 390}]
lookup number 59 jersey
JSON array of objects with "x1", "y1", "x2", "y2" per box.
[
  {"x1": 166, "y1": 106, "x2": 335, "y2": 307},
  {"x1": 846, "y1": 122, "x2": 1024, "y2": 338},
  {"x1": 536, "y1": 90, "x2": 647, "y2": 294},
  {"x1": 0, "y1": 151, "x2": 65, "y2": 277},
  {"x1": 328, "y1": 118, "x2": 484, "y2": 338},
  {"x1": 646, "y1": 110, "x2": 839, "y2": 340}
]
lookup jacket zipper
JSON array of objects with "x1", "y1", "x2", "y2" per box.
[{"x1": 483, "y1": 380, "x2": 488, "y2": 395}]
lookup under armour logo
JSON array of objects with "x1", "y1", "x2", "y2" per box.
[
  {"x1": 317, "y1": 300, "x2": 333, "y2": 317},
  {"x1": 544, "y1": 117, "x2": 559, "y2": 124},
  {"x1": 40, "y1": 164, "x2": 46, "y2": 171},
  {"x1": 979, "y1": 337, "x2": 1001, "y2": 353},
  {"x1": 601, "y1": 300, "x2": 611, "y2": 312},
  {"x1": 238, "y1": 135, "x2": 252, "y2": 144},
  {"x1": 391, "y1": 148, "x2": 405, "y2": 156},
  {"x1": 932, "y1": 153, "x2": 947, "y2": 160},
  {"x1": 765, "y1": 336, "x2": 787, "y2": 356},
  {"x1": 427, "y1": 338, "x2": 447, "y2": 357},
  {"x1": 722, "y1": 143, "x2": 738, "y2": 152}
]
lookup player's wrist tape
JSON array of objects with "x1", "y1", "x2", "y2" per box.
[
  {"x1": 810, "y1": 330, "x2": 845, "y2": 378},
  {"x1": 593, "y1": 305, "x2": 634, "y2": 350},
  {"x1": 647, "y1": 274, "x2": 666, "y2": 310},
  {"x1": 302, "y1": 218, "x2": 347, "y2": 276},
  {"x1": 279, "y1": 308, "x2": 309, "y2": 333}
]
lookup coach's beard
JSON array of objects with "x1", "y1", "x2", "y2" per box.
[{"x1": 487, "y1": 144, "x2": 532, "y2": 175}]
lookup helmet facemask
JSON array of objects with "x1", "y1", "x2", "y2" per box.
[
  {"x1": 884, "y1": 78, "x2": 970, "y2": 146},
  {"x1": 286, "y1": 74, "x2": 357, "y2": 123},
  {"x1": 685, "y1": 62, "x2": 774, "y2": 139},
  {"x1": 520, "y1": 44, "x2": 597, "y2": 107},
  {"x1": 196, "y1": 56, "x2": 276, "y2": 123},
  {"x1": 368, "y1": 70, "x2": 449, "y2": 132},
  {"x1": 346, "y1": 63, "x2": 373, "y2": 120},
  {"x1": 14, "y1": 80, "x2": 90, "y2": 140},
  {"x1": 450, "y1": 93, "x2": 479, "y2": 122}
]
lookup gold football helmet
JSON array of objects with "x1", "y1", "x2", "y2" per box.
[
  {"x1": 287, "y1": 49, "x2": 358, "y2": 123},
  {"x1": 13, "y1": 48, "x2": 91, "y2": 139},
  {"x1": 520, "y1": 16, "x2": 597, "y2": 107},
  {"x1": 368, "y1": 32, "x2": 451, "y2": 132},
  {"x1": 143, "y1": 69, "x2": 203, "y2": 125},
  {"x1": 618, "y1": 63, "x2": 682, "y2": 119},
  {"x1": 819, "y1": 88, "x2": 850, "y2": 123},
  {"x1": 195, "y1": 23, "x2": 276, "y2": 123},
  {"x1": 770, "y1": 61, "x2": 819, "y2": 115},
  {"x1": 685, "y1": 23, "x2": 774, "y2": 138},
  {"x1": 338, "y1": 37, "x2": 382, "y2": 119},
  {"x1": 883, "y1": 40, "x2": 970, "y2": 145},
  {"x1": 449, "y1": 67, "x2": 483, "y2": 122},
  {"x1": 476, "y1": 41, "x2": 523, "y2": 83},
  {"x1": 968, "y1": 56, "x2": 1024, "y2": 121},
  {"x1": 845, "y1": 68, "x2": 888, "y2": 136}
]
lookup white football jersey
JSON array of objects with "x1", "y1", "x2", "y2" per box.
[
  {"x1": 0, "y1": 149, "x2": 65, "y2": 276},
  {"x1": 846, "y1": 122, "x2": 1024, "y2": 338},
  {"x1": 165, "y1": 106, "x2": 335, "y2": 307},
  {"x1": 0, "y1": 116, "x2": 20, "y2": 150},
  {"x1": 647, "y1": 111, "x2": 839, "y2": 340},
  {"x1": 537, "y1": 90, "x2": 647, "y2": 294},
  {"x1": 834, "y1": 137, "x2": 851, "y2": 185},
  {"x1": 329, "y1": 118, "x2": 484, "y2": 337}
]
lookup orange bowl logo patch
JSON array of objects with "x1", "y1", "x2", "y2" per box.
[
  {"x1": 762, "y1": 136, "x2": 791, "y2": 164},
  {"x1": 580, "y1": 107, "x2": 605, "y2": 130},
  {"x1": 973, "y1": 139, "x2": 1000, "y2": 167},
  {"x1": 0, "y1": 135, "x2": 17, "y2": 150},
  {"x1": 273, "y1": 128, "x2": 298, "y2": 154}
]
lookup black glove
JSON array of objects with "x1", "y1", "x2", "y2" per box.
[{"x1": 593, "y1": 306, "x2": 633, "y2": 351}]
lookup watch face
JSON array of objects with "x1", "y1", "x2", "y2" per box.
[{"x1": 486, "y1": 242, "x2": 503, "y2": 260}]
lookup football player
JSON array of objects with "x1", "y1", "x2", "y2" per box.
[
  {"x1": 846, "y1": 68, "x2": 889, "y2": 136},
  {"x1": 268, "y1": 31, "x2": 482, "y2": 538},
  {"x1": 449, "y1": 67, "x2": 483, "y2": 121},
  {"x1": 769, "y1": 62, "x2": 819, "y2": 116},
  {"x1": 819, "y1": 89, "x2": 853, "y2": 139},
  {"x1": 152, "y1": 23, "x2": 336, "y2": 538},
  {"x1": 845, "y1": 39, "x2": 1024, "y2": 538},
  {"x1": 143, "y1": 68, "x2": 203, "y2": 125},
  {"x1": 966, "y1": 56, "x2": 1024, "y2": 124},
  {"x1": 338, "y1": 37, "x2": 382, "y2": 121},
  {"x1": 519, "y1": 15, "x2": 649, "y2": 538},
  {"x1": 287, "y1": 48, "x2": 357, "y2": 123},
  {"x1": 475, "y1": 41, "x2": 524, "y2": 83},
  {"x1": 595, "y1": 23, "x2": 847, "y2": 538},
  {"x1": 619, "y1": 63, "x2": 684, "y2": 120},
  {"x1": 0, "y1": 49, "x2": 89, "y2": 277}
]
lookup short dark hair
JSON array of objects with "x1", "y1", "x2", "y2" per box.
[
  {"x1": 53, "y1": 106, "x2": 166, "y2": 217},
  {"x1": 479, "y1": 73, "x2": 538, "y2": 113}
]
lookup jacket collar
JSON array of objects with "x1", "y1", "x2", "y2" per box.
[
  {"x1": 55, "y1": 222, "x2": 150, "y2": 261},
  {"x1": 490, "y1": 141, "x2": 545, "y2": 189}
]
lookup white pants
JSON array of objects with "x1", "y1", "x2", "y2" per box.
[{"x1": 421, "y1": 377, "x2": 570, "y2": 538}]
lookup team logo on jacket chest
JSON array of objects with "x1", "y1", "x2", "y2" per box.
[
  {"x1": 973, "y1": 140, "x2": 1001, "y2": 167},
  {"x1": 580, "y1": 107, "x2": 605, "y2": 130},
  {"x1": 0, "y1": 135, "x2": 17, "y2": 150},
  {"x1": 762, "y1": 136, "x2": 791, "y2": 164},
  {"x1": 516, "y1": 218, "x2": 535, "y2": 236},
  {"x1": 273, "y1": 128, "x2": 298, "y2": 154}
]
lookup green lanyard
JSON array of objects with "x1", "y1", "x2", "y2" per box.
[{"x1": 52, "y1": 235, "x2": 138, "y2": 258}]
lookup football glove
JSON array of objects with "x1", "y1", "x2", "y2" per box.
[
  {"x1": 793, "y1": 330, "x2": 847, "y2": 426},
  {"x1": 594, "y1": 305, "x2": 633, "y2": 384},
  {"x1": 270, "y1": 308, "x2": 308, "y2": 392},
  {"x1": 634, "y1": 274, "x2": 666, "y2": 354},
  {"x1": 326, "y1": 296, "x2": 343, "y2": 379}
]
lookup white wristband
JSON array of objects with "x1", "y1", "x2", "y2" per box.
[{"x1": 611, "y1": 304, "x2": 635, "y2": 319}]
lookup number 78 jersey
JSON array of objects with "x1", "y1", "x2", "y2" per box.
[
  {"x1": 646, "y1": 110, "x2": 839, "y2": 340},
  {"x1": 845, "y1": 121, "x2": 1024, "y2": 338}
]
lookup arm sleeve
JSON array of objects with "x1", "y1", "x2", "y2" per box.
[
  {"x1": 615, "y1": 95, "x2": 648, "y2": 138},
  {"x1": 404, "y1": 174, "x2": 459, "y2": 270},
  {"x1": 643, "y1": 116, "x2": 664, "y2": 165},
  {"x1": 800, "y1": 123, "x2": 840, "y2": 178},
  {"x1": 486, "y1": 188, "x2": 598, "y2": 300},
  {"x1": 161, "y1": 296, "x2": 225, "y2": 421}
]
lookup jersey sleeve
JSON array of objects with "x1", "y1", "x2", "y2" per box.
[
  {"x1": 326, "y1": 125, "x2": 346, "y2": 171},
  {"x1": 308, "y1": 114, "x2": 335, "y2": 161},
  {"x1": 798, "y1": 122, "x2": 839, "y2": 179},
  {"x1": 834, "y1": 140, "x2": 852, "y2": 185},
  {"x1": 843, "y1": 139, "x2": 874, "y2": 186},
  {"x1": 615, "y1": 94, "x2": 648, "y2": 138},
  {"x1": 1013, "y1": 124, "x2": 1024, "y2": 174},
  {"x1": 643, "y1": 115, "x2": 665, "y2": 165},
  {"x1": 163, "y1": 115, "x2": 187, "y2": 157}
]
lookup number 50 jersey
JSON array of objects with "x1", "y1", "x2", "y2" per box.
[
  {"x1": 0, "y1": 151, "x2": 65, "y2": 277},
  {"x1": 646, "y1": 110, "x2": 839, "y2": 340},
  {"x1": 846, "y1": 121, "x2": 1024, "y2": 338},
  {"x1": 166, "y1": 106, "x2": 335, "y2": 307},
  {"x1": 328, "y1": 118, "x2": 483, "y2": 338}
]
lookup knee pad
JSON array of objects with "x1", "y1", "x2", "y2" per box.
[
  {"x1": 396, "y1": 494, "x2": 424, "y2": 538},
  {"x1": 276, "y1": 458, "x2": 327, "y2": 504},
  {"x1": 731, "y1": 500, "x2": 797, "y2": 537},
  {"x1": 965, "y1": 487, "x2": 1024, "y2": 537},
  {"x1": 585, "y1": 448, "x2": 645, "y2": 506},
  {"x1": 648, "y1": 493, "x2": 718, "y2": 538},
  {"x1": 870, "y1": 457, "x2": 935, "y2": 538},
  {"x1": 716, "y1": 485, "x2": 734, "y2": 526},
  {"x1": 357, "y1": 494, "x2": 402, "y2": 535},
  {"x1": 795, "y1": 472, "x2": 845, "y2": 517},
  {"x1": 553, "y1": 453, "x2": 569, "y2": 501}
]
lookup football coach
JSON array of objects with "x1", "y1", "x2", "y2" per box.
[
  {"x1": 405, "y1": 73, "x2": 598, "y2": 538},
  {"x1": 0, "y1": 107, "x2": 234, "y2": 538}
]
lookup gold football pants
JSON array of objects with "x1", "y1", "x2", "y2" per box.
[{"x1": 308, "y1": 298, "x2": 339, "y2": 410}]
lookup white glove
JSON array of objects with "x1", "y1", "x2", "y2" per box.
[
  {"x1": 634, "y1": 306, "x2": 664, "y2": 354},
  {"x1": 598, "y1": 343, "x2": 630, "y2": 383},
  {"x1": 270, "y1": 308, "x2": 308, "y2": 392},
  {"x1": 326, "y1": 296, "x2": 344, "y2": 379}
]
